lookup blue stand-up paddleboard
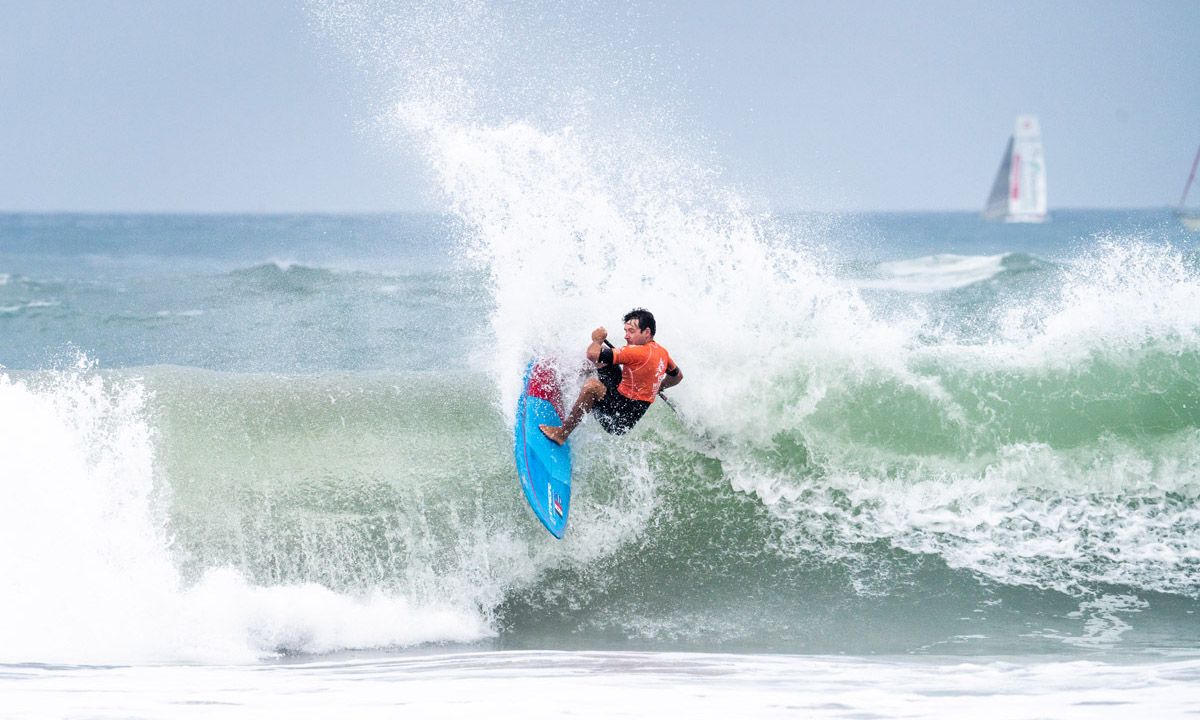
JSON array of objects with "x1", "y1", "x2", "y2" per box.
[{"x1": 514, "y1": 359, "x2": 572, "y2": 538}]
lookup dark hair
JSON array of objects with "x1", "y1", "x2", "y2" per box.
[{"x1": 623, "y1": 308, "x2": 656, "y2": 336}]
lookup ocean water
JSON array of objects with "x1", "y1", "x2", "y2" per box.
[
  {"x1": 6, "y1": 1, "x2": 1200, "y2": 716},
  {"x1": 3, "y1": 209, "x2": 1198, "y2": 716}
]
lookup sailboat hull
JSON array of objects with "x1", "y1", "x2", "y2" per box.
[{"x1": 1004, "y1": 213, "x2": 1048, "y2": 224}]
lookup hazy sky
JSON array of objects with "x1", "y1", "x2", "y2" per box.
[{"x1": 2, "y1": 1, "x2": 1197, "y2": 213}]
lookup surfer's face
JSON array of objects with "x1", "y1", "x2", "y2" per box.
[{"x1": 624, "y1": 319, "x2": 652, "y2": 346}]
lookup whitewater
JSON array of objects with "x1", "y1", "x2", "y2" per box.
[{"x1": 3, "y1": 1, "x2": 1200, "y2": 717}]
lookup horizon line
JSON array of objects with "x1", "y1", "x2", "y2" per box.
[{"x1": 0, "y1": 205, "x2": 1179, "y2": 217}]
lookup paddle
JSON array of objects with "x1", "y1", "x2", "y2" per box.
[
  {"x1": 602, "y1": 338, "x2": 722, "y2": 461},
  {"x1": 602, "y1": 339, "x2": 679, "y2": 414}
]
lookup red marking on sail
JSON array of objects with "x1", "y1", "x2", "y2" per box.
[{"x1": 1010, "y1": 153, "x2": 1022, "y2": 200}]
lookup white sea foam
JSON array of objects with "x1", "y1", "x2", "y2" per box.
[
  {"x1": 995, "y1": 239, "x2": 1200, "y2": 367},
  {"x1": 0, "y1": 364, "x2": 492, "y2": 664},
  {"x1": 266, "y1": 258, "x2": 300, "y2": 272},
  {"x1": 860, "y1": 253, "x2": 1010, "y2": 293},
  {"x1": 1053, "y1": 594, "x2": 1149, "y2": 648},
  {"x1": 6, "y1": 651, "x2": 1200, "y2": 720},
  {"x1": 728, "y1": 430, "x2": 1200, "y2": 596},
  {"x1": 154, "y1": 309, "x2": 204, "y2": 317},
  {"x1": 0, "y1": 299, "x2": 59, "y2": 314}
]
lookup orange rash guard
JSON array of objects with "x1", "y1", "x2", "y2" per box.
[{"x1": 610, "y1": 341, "x2": 677, "y2": 403}]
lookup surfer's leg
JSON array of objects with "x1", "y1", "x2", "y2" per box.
[{"x1": 540, "y1": 378, "x2": 606, "y2": 445}]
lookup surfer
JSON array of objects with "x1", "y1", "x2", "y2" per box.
[{"x1": 540, "y1": 308, "x2": 681, "y2": 445}]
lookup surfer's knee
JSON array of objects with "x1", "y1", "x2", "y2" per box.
[{"x1": 583, "y1": 378, "x2": 606, "y2": 399}]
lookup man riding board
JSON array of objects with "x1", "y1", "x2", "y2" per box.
[{"x1": 540, "y1": 308, "x2": 682, "y2": 445}]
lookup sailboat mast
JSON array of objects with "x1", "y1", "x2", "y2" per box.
[{"x1": 1180, "y1": 144, "x2": 1200, "y2": 210}]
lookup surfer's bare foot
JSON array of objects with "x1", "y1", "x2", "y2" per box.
[{"x1": 539, "y1": 424, "x2": 566, "y2": 445}]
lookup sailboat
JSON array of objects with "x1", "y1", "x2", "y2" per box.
[
  {"x1": 983, "y1": 115, "x2": 1048, "y2": 223},
  {"x1": 1177, "y1": 145, "x2": 1200, "y2": 232}
]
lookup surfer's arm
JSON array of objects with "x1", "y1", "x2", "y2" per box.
[
  {"x1": 586, "y1": 326, "x2": 608, "y2": 365},
  {"x1": 661, "y1": 364, "x2": 682, "y2": 389}
]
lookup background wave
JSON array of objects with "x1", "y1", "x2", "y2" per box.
[{"x1": 856, "y1": 252, "x2": 1046, "y2": 293}]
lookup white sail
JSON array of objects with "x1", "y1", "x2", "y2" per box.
[{"x1": 983, "y1": 115, "x2": 1048, "y2": 223}]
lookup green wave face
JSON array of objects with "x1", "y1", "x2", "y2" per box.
[{"x1": 134, "y1": 355, "x2": 1200, "y2": 655}]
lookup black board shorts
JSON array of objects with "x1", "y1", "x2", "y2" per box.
[{"x1": 593, "y1": 363, "x2": 651, "y2": 435}]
